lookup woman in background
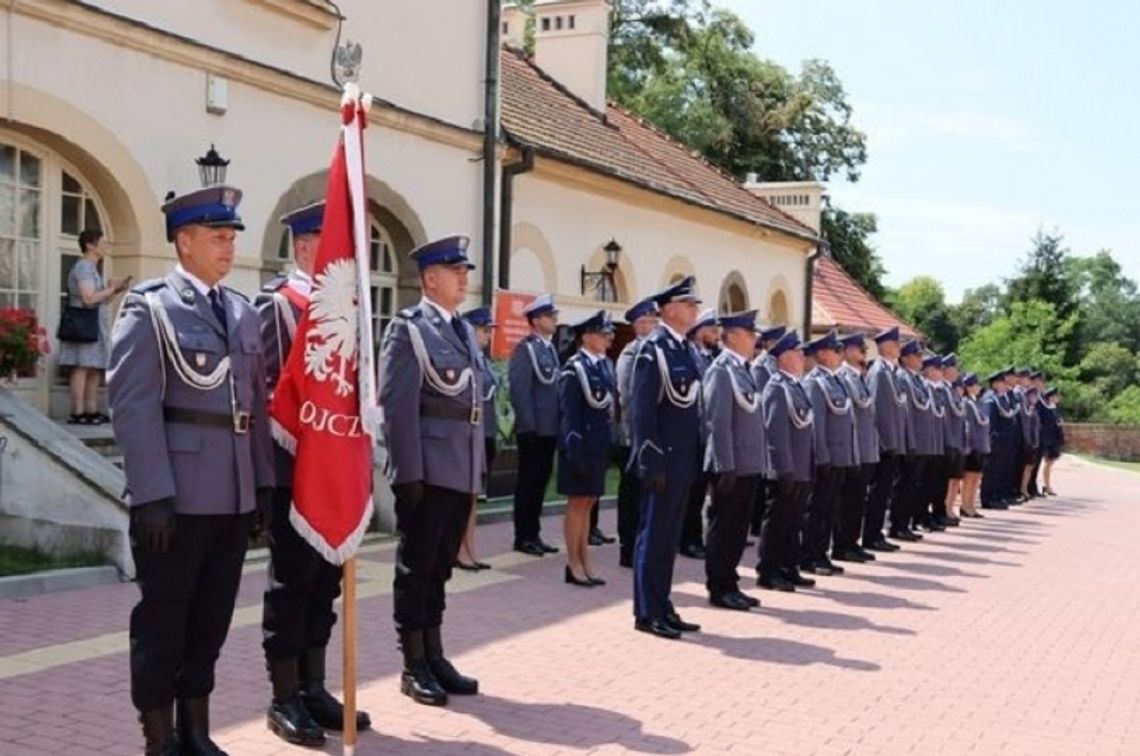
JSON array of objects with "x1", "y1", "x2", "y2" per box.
[
  {"x1": 1038, "y1": 387, "x2": 1065, "y2": 496},
  {"x1": 454, "y1": 307, "x2": 497, "y2": 571},
  {"x1": 960, "y1": 373, "x2": 989, "y2": 518},
  {"x1": 58, "y1": 228, "x2": 128, "y2": 425}
]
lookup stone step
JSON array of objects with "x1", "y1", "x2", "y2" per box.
[{"x1": 55, "y1": 421, "x2": 120, "y2": 457}]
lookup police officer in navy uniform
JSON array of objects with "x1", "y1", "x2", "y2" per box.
[
  {"x1": 508, "y1": 293, "x2": 562, "y2": 556},
  {"x1": 801, "y1": 329, "x2": 858, "y2": 574},
  {"x1": 980, "y1": 369, "x2": 1017, "y2": 509},
  {"x1": 935, "y1": 354, "x2": 967, "y2": 526},
  {"x1": 680, "y1": 307, "x2": 719, "y2": 560},
  {"x1": 379, "y1": 235, "x2": 485, "y2": 707},
  {"x1": 256, "y1": 202, "x2": 370, "y2": 746},
  {"x1": 109, "y1": 185, "x2": 275, "y2": 756},
  {"x1": 558, "y1": 310, "x2": 616, "y2": 586},
  {"x1": 835, "y1": 332, "x2": 879, "y2": 561},
  {"x1": 630, "y1": 276, "x2": 704, "y2": 639},
  {"x1": 892, "y1": 340, "x2": 935, "y2": 540},
  {"x1": 865, "y1": 327, "x2": 905, "y2": 552},
  {"x1": 614, "y1": 297, "x2": 659, "y2": 567},
  {"x1": 702, "y1": 310, "x2": 766, "y2": 611},
  {"x1": 455, "y1": 306, "x2": 498, "y2": 571},
  {"x1": 756, "y1": 331, "x2": 817, "y2": 592}
]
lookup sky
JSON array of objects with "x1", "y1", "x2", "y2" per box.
[{"x1": 716, "y1": 0, "x2": 1140, "y2": 302}]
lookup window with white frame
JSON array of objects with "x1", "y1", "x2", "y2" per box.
[
  {"x1": 58, "y1": 169, "x2": 103, "y2": 311},
  {"x1": 0, "y1": 144, "x2": 43, "y2": 311},
  {"x1": 368, "y1": 218, "x2": 398, "y2": 354}
]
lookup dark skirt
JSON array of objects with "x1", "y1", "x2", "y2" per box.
[
  {"x1": 964, "y1": 452, "x2": 986, "y2": 473},
  {"x1": 1021, "y1": 445, "x2": 1038, "y2": 467},
  {"x1": 1041, "y1": 444, "x2": 1062, "y2": 461},
  {"x1": 557, "y1": 447, "x2": 610, "y2": 497},
  {"x1": 945, "y1": 449, "x2": 965, "y2": 480}
]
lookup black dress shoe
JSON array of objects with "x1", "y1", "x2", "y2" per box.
[
  {"x1": 454, "y1": 561, "x2": 481, "y2": 572},
  {"x1": 820, "y1": 557, "x2": 844, "y2": 574},
  {"x1": 665, "y1": 611, "x2": 701, "y2": 632},
  {"x1": 588, "y1": 531, "x2": 605, "y2": 546},
  {"x1": 832, "y1": 547, "x2": 870, "y2": 563},
  {"x1": 889, "y1": 528, "x2": 920, "y2": 542},
  {"x1": 783, "y1": 568, "x2": 816, "y2": 588},
  {"x1": 680, "y1": 543, "x2": 707, "y2": 559},
  {"x1": 854, "y1": 546, "x2": 877, "y2": 561},
  {"x1": 591, "y1": 528, "x2": 616, "y2": 544},
  {"x1": 736, "y1": 590, "x2": 761, "y2": 607},
  {"x1": 635, "y1": 617, "x2": 681, "y2": 639},
  {"x1": 586, "y1": 573, "x2": 606, "y2": 586},
  {"x1": 515, "y1": 541, "x2": 546, "y2": 557},
  {"x1": 863, "y1": 538, "x2": 899, "y2": 553},
  {"x1": 538, "y1": 539, "x2": 560, "y2": 553},
  {"x1": 619, "y1": 552, "x2": 633, "y2": 568},
  {"x1": 710, "y1": 592, "x2": 752, "y2": 611},
  {"x1": 267, "y1": 698, "x2": 325, "y2": 747},
  {"x1": 801, "y1": 559, "x2": 835, "y2": 576},
  {"x1": 757, "y1": 573, "x2": 796, "y2": 592},
  {"x1": 473, "y1": 561, "x2": 493, "y2": 570},
  {"x1": 564, "y1": 566, "x2": 596, "y2": 587}
]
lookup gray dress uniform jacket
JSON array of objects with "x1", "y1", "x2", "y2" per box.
[
  {"x1": 108, "y1": 272, "x2": 275, "y2": 514},
  {"x1": 925, "y1": 379, "x2": 947, "y2": 455},
  {"x1": 868, "y1": 358, "x2": 908, "y2": 455},
  {"x1": 751, "y1": 351, "x2": 777, "y2": 394},
  {"x1": 935, "y1": 383, "x2": 967, "y2": 452},
  {"x1": 965, "y1": 396, "x2": 991, "y2": 454},
  {"x1": 254, "y1": 275, "x2": 303, "y2": 484},
  {"x1": 901, "y1": 368, "x2": 939, "y2": 456},
  {"x1": 380, "y1": 301, "x2": 486, "y2": 495},
  {"x1": 508, "y1": 333, "x2": 560, "y2": 437},
  {"x1": 763, "y1": 371, "x2": 816, "y2": 483},
  {"x1": 1022, "y1": 392, "x2": 1040, "y2": 447},
  {"x1": 614, "y1": 337, "x2": 642, "y2": 447},
  {"x1": 805, "y1": 366, "x2": 860, "y2": 468},
  {"x1": 702, "y1": 351, "x2": 769, "y2": 478},
  {"x1": 477, "y1": 350, "x2": 498, "y2": 441},
  {"x1": 839, "y1": 363, "x2": 880, "y2": 466}
]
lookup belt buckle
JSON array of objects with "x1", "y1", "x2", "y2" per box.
[
  {"x1": 233, "y1": 411, "x2": 251, "y2": 434},
  {"x1": 469, "y1": 406, "x2": 482, "y2": 425}
]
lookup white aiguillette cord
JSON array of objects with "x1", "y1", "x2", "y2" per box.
[{"x1": 144, "y1": 292, "x2": 230, "y2": 397}]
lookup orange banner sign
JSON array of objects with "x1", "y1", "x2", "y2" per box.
[{"x1": 491, "y1": 290, "x2": 538, "y2": 360}]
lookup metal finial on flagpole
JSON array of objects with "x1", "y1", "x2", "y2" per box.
[{"x1": 326, "y1": 0, "x2": 363, "y2": 87}]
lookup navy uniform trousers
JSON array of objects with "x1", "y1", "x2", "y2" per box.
[{"x1": 634, "y1": 466, "x2": 697, "y2": 620}]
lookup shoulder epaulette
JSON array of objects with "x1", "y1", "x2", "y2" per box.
[
  {"x1": 223, "y1": 286, "x2": 249, "y2": 302},
  {"x1": 130, "y1": 277, "x2": 166, "y2": 294},
  {"x1": 397, "y1": 305, "x2": 423, "y2": 320},
  {"x1": 261, "y1": 275, "x2": 287, "y2": 293}
]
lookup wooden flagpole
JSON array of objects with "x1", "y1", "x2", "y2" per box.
[{"x1": 343, "y1": 556, "x2": 358, "y2": 755}]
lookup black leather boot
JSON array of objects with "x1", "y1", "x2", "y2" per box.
[
  {"x1": 298, "y1": 647, "x2": 371, "y2": 731},
  {"x1": 266, "y1": 657, "x2": 326, "y2": 746},
  {"x1": 399, "y1": 630, "x2": 448, "y2": 706},
  {"x1": 176, "y1": 697, "x2": 227, "y2": 756},
  {"x1": 424, "y1": 626, "x2": 479, "y2": 695},
  {"x1": 139, "y1": 705, "x2": 179, "y2": 756}
]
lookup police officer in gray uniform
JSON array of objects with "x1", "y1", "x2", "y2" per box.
[
  {"x1": 894, "y1": 341, "x2": 938, "y2": 538},
  {"x1": 256, "y1": 202, "x2": 370, "y2": 746},
  {"x1": 109, "y1": 185, "x2": 275, "y2": 756},
  {"x1": 865, "y1": 327, "x2": 906, "y2": 551},
  {"x1": 748, "y1": 324, "x2": 786, "y2": 538},
  {"x1": 756, "y1": 330, "x2": 817, "y2": 591},
  {"x1": 934, "y1": 354, "x2": 967, "y2": 526},
  {"x1": 614, "y1": 297, "x2": 659, "y2": 567},
  {"x1": 836, "y1": 333, "x2": 879, "y2": 562},
  {"x1": 802, "y1": 329, "x2": 858, "y2": 574},
  {"x1": 508, "y1": 293, "x2": 561, "y2": 556},
  {"x1": 680, "y1": 307, "x2": 719, "y2": 559},
  {"x1": 702, "y1": 310, "x2": 767, "y2": 611},
  {"x1": 380, "y1": 235, "x2": 485, "y2": 707},
  {"x1": 920, "y1": 355, "x2": 949, "y2": 530}
]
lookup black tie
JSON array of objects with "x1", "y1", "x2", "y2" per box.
[
  {"x1": 451, "y1": 316, "x2": 469, "y2": 352},
  {"x1": 209, "y1": 289, "x2": 228, "y2": 334}
]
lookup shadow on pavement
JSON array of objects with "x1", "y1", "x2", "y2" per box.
[
  {"x1": 760, "y1": 605, "x2": 916, "y2": 636},
  {"x1": 910, "y1": 549, "x2": 1021, "y2": 568},
  {"x1": 692, "y1": 633, "x2": 881, "y2": 671},
  {"x1": 845, "y1": 571, "x2": 968, "y2": 594},
  {"x1": 348, "y1": 731, "x2": 517, "y2": 756},
  {"x1": 813, "y1": 586, "x2": 936, "y2": 611},
  {"x1": 876, "y1": 559, "x2": 988, "y2": 579},
  {"x1": 450, "y1": 695, "x2": 691, "y2": 754}
]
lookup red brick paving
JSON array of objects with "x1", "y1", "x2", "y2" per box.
[{"x1": 2, "y1": 457, "x2": 1139, "y2": 754}]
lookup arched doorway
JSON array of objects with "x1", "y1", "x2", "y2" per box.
[
  {"x1": 769, "y1": 289, "x2": 790, "y2": 326},
  {"x1": 717, "y1": 271, "x2": 749, "y2": 314},
  {"x1": 0, "y1": 131, "x2": 114, "y2": 407}
]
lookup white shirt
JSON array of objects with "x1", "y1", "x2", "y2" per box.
[
  {"x1": 175, "y1": 264, "x2": 218, "y2": 299},
  {"x1": 580, "y1": 347, "x2": 605, "y2": 365},
  {"x1": 723, "y1": 347, "x2": 748, "y2": 368},
  {"x1": 661, "y1": 321, "x2": 687, "y2": 344},
  {"x1": 420, "y1": 295, "x2": 454, "y2": 323},
  {"x1": 287, "y1": 269, "x2": 313, "y2": 298}
]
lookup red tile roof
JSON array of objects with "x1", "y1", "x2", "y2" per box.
[
  {"x1": 812, "y1": 255, "x2": 919, "y2": 338},
  {"x1": 499, "y1": 48, "x2": 818, "y2": 242}
]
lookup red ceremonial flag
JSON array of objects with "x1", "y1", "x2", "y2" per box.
[{"x1": 270, "y1": 87, "x2": 378, "y2": 564}]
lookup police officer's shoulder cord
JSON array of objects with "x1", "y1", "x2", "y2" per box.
[
  {"x1": 479, "y1": 352, "x2": 496, "y2": 402},
  {"x1": 402, "y1": 313, "x2": 474, "y2": 397},
  {"x1": 776, "y1": 375, "x2": 814, "y2": 429},
  {"x1": 143, "y1": 292, "x2": 231, "y2": 395},
  {"x1": 719, "y1": 356, "x2": 761, "y2": 414},
  {"x1": 905, "y1": 370, "x2": 932, "y2": 411},
  {"x1": 870, "y1": 361, "x2": 908, "y2": 407},
  {"x1": 945, "y1": 384, "x2": 967, "y2": 417},
  {"x1": 811, "y1": 369, "x2": 852, "y2": 415},
  {"x1": 966, "y1": 396, "x2": 990, "y2": 426},
  {"x1": 566, "y1": 352, "x2": 613, "y2": 411},
  {"x1": 525, "y1": 336, "x2": 558, "y2": 386},
  {"x1": 650, "y1": 339, "x2": 700, "y2": 409},
  {"x1": 926, "y1": 381, "x2": 946, "y2": 418},
  {"x1": 840, "y1": 364, "x2": 874, "y2": 410},
  {"x1": 991, "y1": 392, "x2": 1018, "y2": 419}
]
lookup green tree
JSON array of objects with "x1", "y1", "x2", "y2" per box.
[
  {"x1": 953, "y1": 283, "x2": 1006, "y2": 338},
  {"x1": 889, "y1": 276, "x2": 960, "y2": 353},
  {"x1": 1065, "y1": 250, "x2": 1140, "y2": 355},
  {"x1": 1078, "y1": 341, "x2": 1139, "y2": 401},
  {"x1": 1006, "y1": 230, "x2": 1079, "y2": 324},
  {"x1": 1106, "y1": 386, "x2": 1140, "y2": 425},
  {"x1": 820, "y1": 202, "x2": 886, "y2": 300}
]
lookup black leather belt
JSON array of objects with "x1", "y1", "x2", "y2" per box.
[
  {"x1": 420, "y1": 401, "x2": 481, "y2": 425},
  {"x1": 164, "y1": 407, "x2": 251, "y2": 434}
]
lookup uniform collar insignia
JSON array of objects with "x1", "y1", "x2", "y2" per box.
[{"x1": 180, "y1": 287, "x2": 195, "y2": 303}]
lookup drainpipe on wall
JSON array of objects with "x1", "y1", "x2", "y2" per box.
[
  {"x1": 481, "y1": 0, "x2": 502, "y2": 306},
  {"x1": 802, "y1": 241, "x2": 826, "y2": 336},
  {"x1": 498, "y1": 146, "x2": 534, "y2": 289}
]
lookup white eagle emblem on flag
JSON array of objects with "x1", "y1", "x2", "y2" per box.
[{"x1": 304, "y1": 258, "x2": 359, "y2": 397}]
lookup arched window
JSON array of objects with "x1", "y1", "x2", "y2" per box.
[
  {"x1": 769, "y1": 289, "x2": 789, "y2": 326},
  {"x1": 368, "y1": 218, "x2": 398, "y2": 354},
  {"x1": 717, "y1": 272, "x2": 749, "y2": 314}
]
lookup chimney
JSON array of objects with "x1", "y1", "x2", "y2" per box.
[
  {"x1": 743, "y1": 178, "x2": 826, "y2": 234},
  {"x1": 532, "y1": 0, "x2": 611, "y2": 112},
  {"x1": 502, "y1": 3, "x2": 528, "y2": 50}
]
